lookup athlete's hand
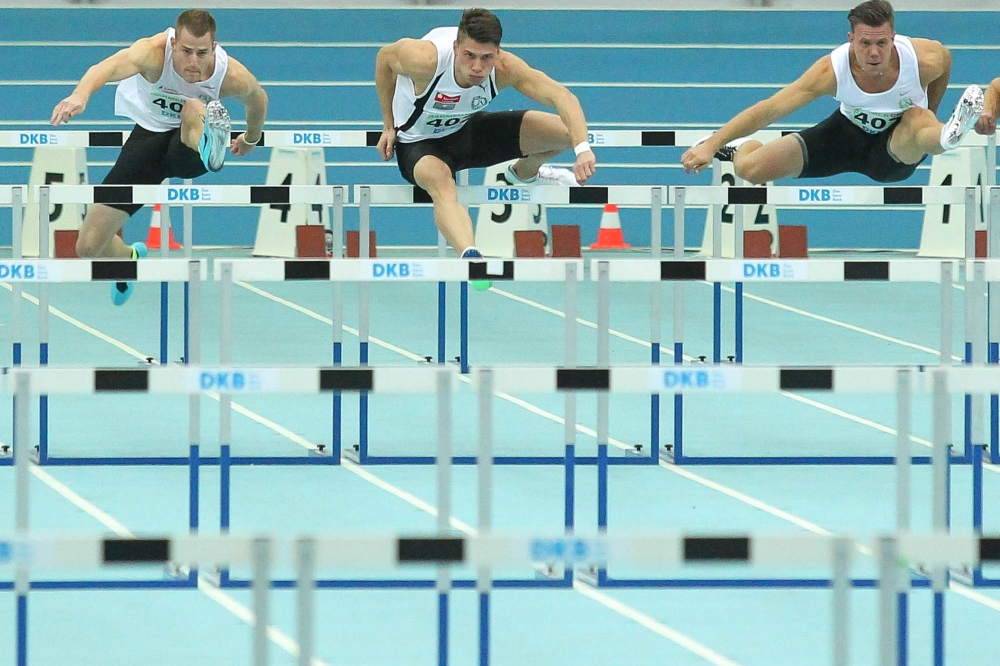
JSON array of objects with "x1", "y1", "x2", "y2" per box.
[
  {"x1": 573, "y1": 150, "x2": 596, "y2": 185},
  {"x1": 50, "y1": 94, "x2": 87, "y2": 126},
  {"x1": 680, "y1": 142, "x2": 716, "y2": 175},
  {"x1": 231, "y1": 133, "x2": 258, "y2": 157},
  {"x1": 377, "y1": 128, "x2": 397, "y2": 161},
  {"x1": 975, "y1": 109, "x2": 997, "y2": 135}
]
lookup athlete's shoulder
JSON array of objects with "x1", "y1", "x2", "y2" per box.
[{"x1": 908, "y1": 37, "x2": 950, "y2": 79}]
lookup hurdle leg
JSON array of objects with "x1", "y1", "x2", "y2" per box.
[
  {"x1": 564, "y1": 263, "x2": 579, "y2": 538},
  {"x1": 650, "y1": 187, "x2": 663, "y2": 460},
  {"x1": 10, "y1": 187, "x2": 23, "y2": 465},
  {"x1": 331, "y1": 187, "x2": 345, "y2": 464},
  {"x1": 460, "y1": 282, "x2": 469, "y2": 374},
  {"x1": 477, "y1": 370, "x2": 494, "y2": 665},
  {"x1": 14, "y1": 372, "x2": 30, "y2": 666},
  {"x1": 596, "y1": 261, "x2": 610, "y2": 584},
  {"x1": 219, "y1": 262, "x2": 234, "y2": 585},
  {"x1": 435, "y1": 369, "x2": 453, "y2": 666},
  {"x1": 670, "y1": 188, "x2": 686, "y2": 463},
  {"x1": 187, "y1": 261, "x2": 202, "y2": 547},
  {"x1": 159, "y1": 211, "x2": 169, "y2": 364},
  {"x1": 358, "y1": 187, "x2": 371, "y2": 462},
  {"x1": 37, "y1": 188, "x2": 50, "y2": 464},
  {"x1": 972, "y1": 443, "x2": 985, "y2": 585}
]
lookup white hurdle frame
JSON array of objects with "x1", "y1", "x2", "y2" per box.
[{"x1": 7, "y1": 363, "x2": 1000, "y2": 666}]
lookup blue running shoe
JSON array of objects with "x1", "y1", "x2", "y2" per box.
[
  {"x1": 198, "y1": 101, "x2": 232, "y2": 172},
  {"x1": 111, "y1": 242, "x2": 147, "y2": 306},
  {"x1": 461, "y1": 247, "x2": 492, "y2": 291}
]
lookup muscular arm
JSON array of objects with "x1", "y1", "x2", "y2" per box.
[
  {"x1": 50, "y1": 34, "x2": 163, "y2": 125},
  {"x1": 221, "y1": 57, "x2": 268, "y2": 144},
  {"x1": 679, "y1": 56, "x2": 834, "y2": 174},
  {"x1": 706, "y1": 56, "x2": 835, "y2": 152},
  {"x1": 913, "y1": 38, "x2": 951, "y2": 114},
  {"x1": 373, "y1": 38, "x2": 436, "y2": 159},
  {"x1": 495, "y1": 51, "x2": 590, "y2": 147}
]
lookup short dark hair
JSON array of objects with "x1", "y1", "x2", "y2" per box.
[
  {"x1": 176, "y1": 9, "x2": 217, "y2": 41},
  {"x1": 457, "y1": 8, "x2": 502, "y2": 47},
  {"x1": 847, "y1": 0, "x2": 894, "y2": 31}
]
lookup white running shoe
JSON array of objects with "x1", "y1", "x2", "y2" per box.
[
  {"x1": 537, "y1": 164, "x2": 580, "y2": 186},
  {"x1": 199, "y1": 100, "x2": 232, "y2": 172},
  {"x1": 940, "y1": 85, "x2": 985, "y2": 151},
  {"x1": 506, "y1": 163, "x2": 580, "y2": 186}
]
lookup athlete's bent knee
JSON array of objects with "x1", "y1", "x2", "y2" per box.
[
  {"x1": 75, "y1": 233, "x2": 103, "y2": 258},
  {"x1": 733, "y1": 161, "x2": 768, "y2": 185}
]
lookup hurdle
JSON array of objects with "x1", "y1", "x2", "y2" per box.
[
  {"x1": 8, "y1": 365, "x2": 1000, "y2": 666},
  {"x1": 659, "y1": 185, "x2": 1000, "y2": 466}
]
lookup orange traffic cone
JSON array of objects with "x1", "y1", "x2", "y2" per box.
[
  {"x1": 145, "y1": 203, "x2": 182, "y2": 250},
  {"x1": 589, "y1": 204, "x2": 630, "y2": 249}
]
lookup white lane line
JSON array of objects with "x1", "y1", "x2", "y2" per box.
[
  {"x1": 716, "y1": 283, "x2": 957, "y2": 361},
  {"x1": 572, "y1": 581, "x2": 745, "y2": 666},
  {"x1": 20, "y1": 460, "x2": 329, "y2": 664}
]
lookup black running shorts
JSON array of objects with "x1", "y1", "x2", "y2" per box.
[
  {"x1": 793, "y1": 110, "x2": 926, "y2": 183},
  {"x1": 395, "y1": 110, "x2": 528, "y2": 185},
  {"x1": 102, "y1": 124, "x2": 208, "y2": 216}
]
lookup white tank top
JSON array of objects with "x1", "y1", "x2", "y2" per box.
[
  {"x1": 832, "y1": 34, "x2": 927, "y2": 135},
  {"x1": 393, "y1": 27, "x2": 498, "y2": 143},
  {"x1": 115, "y1": 28, "x2": 228, "y2": 132}
]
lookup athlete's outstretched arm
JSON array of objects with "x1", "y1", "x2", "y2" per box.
[
  {"x1": 976, "y1": 77, "x2": 1000, "y2": 135},
  {"x1": 681, "y1": 56, "x2": 835, "y2": 174},
  {"x1": 222, "y1": 57, "x2": 268, "y2": 155},
  {"x1": 50, "y1": 36, "x2": 161, "y2": 126},
  {"x1": 373, "y1": 39, "x2": 436, "y2": 160},
  {"x1": 496, "y1": 52, "x2": 596, "y2": 184}
]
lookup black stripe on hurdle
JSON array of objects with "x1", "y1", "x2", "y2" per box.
[
  {"x1": 780, "y1": 130, "x2": 797, "y2": 137},
  {"x1": 88, "y1": 131, "x2": 124, "y2": 147},
  {"x1": 469, "y1": 261, "x2": 514, "y2": 281},
  {"x1": 91, "y1": 261, "x2": 137, "y2": 281},
  {"x1": 103, "y1": 538, "x2": 170, "y2": 563},
  {"x1": 250, "y1": 186, "x2": 289, "y2": 204},
  {"x1": 980, "y1": 537, "x2": 1000, "y2": 562},
  {"x1": 230, "y1": 130, "x2": 266, "y2": 147},
  {"x1": 728, "y1": 188, "x2": 767, "y2": 205},
  {"x1": 779, "y1": 368, "x2": 833, "y2": 390},
  {"x1": 883, "y1": 187, "x2": 923, "y2": 205},
  {"x1": 640, "y1": 131, "x2": 675, "y2": 146},
  {"x1": 844, "y1": 261, "x2": 889, "y2": 281},
  {"x1": 397, "y1": 537, "x2": 465, "y2": 563},
  {"x1": 95, "y1": 369, "x2": 149, "y2": 392},
  {"x1": 366, "y1": 131, "x2": 381, "y2": 147},
  {"x1": 319, "y1": 368, "x2": 374, "y2": 391},
  {"x1": 683, "y1": 537, "x2": 750, "y2": 562},
  {"x1": 557, "y1": 368, "x2": 610, "y2": 391},
  {"x1": 412, "y1": 186, "x2": 433, "y2": 204},
  {"x1": 284, "y1": 260, "x2": 330, "y2": 281},
  {"x1": 661, "y1": 260, "x2": 706, "y2": 281},
  {"x1": 92, "y1": 185, "x2": 134, "y2": 205},
  {"x1": 569, "y1": 187, "x2": 608, "y2": 204}
]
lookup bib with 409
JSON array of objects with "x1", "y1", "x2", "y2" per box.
[{"x1": 851, "y1": 108, "x2": 899, "y2": 134}]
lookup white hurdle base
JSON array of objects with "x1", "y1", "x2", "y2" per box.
[
  {"x1": 253, "y1": 147, "x2": 326, "y2": 257},
  {"x1": 22, "y1": 147, "x2": 87, "y2": 257},
  {"x1": 475, "y1": 159, "x2": 548, "y2": 257},
  {"x1": 918, "y1": 147, "x2": 986, "y2": 258},
  {"x1": 699, "y1": 159, "x2": 778, "y2": 258}
]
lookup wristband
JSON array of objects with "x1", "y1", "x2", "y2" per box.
[
  {"x1": 573, "y1": 141, "x2": 591, "y2": 156},
  {"x1": 241, "y1": 133, "x2": 261, "y2": 146}
]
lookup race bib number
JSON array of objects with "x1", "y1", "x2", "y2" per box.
[
  {"x1": 424, "y1": 113, "x2": 472, "y2": 134},
  {"x1": 150, "y1": 90, "x2": 190, "y2": 119},
  {"x1": 848, "y1": 107, "x2": 900, "y2": 134}
]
